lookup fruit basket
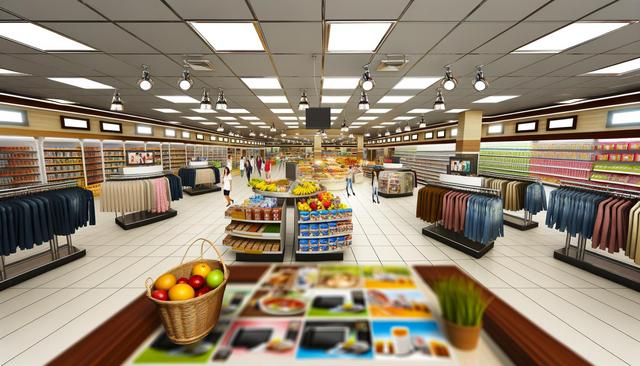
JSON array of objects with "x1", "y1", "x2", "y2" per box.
[{"x1": 145, "y1": 238, "x2": 229, "y2": 345}]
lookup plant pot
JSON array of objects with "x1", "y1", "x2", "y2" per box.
[{"x1": 443, "y1": 320, "x2": 481, "y2": 351}]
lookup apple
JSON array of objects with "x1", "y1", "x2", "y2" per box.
[
  {"x1": 189, "y1": 275, "x2": 205, "y2": 290},
  {"x1": 177, "y1": 277, "x2": 189, "y2": 284},
  {"x1": 206, "y1": 269, "x2": 224, "y2": 288},
  {"x1": 196, "y1": 286, "x2": 212, "y2": 297},
  {"x1": 151, "y1": 289, "x2": 168, "y2": 301}
]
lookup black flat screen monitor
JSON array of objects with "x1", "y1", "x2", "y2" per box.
[{"x1": 305, "y1": 107, "x2": 331, "y2": 129}]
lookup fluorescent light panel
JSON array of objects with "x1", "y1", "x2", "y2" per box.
[
  {"x1": 473, "y1": 95, "x2": 519, "y2": 103},
  {"x1": 271, "y1": 108, "x2": 294, "y2": 114},
  {"x1": 514, "y1": 22, "x2": 631, "y2": 54},
  {"x1": 408, "y1": 108, "x2": 433, "y2": 114},
  {"x1": 258, "y1": 126, "x2": 270, "y2": 129},
  {"x1": 557, "y1": 98, "x2": 585, "y2": 104},
  {"x1": 331, "y1": 108, "x2": 343, "y2": 114},
  {"x1": 585, "y1": 57, "x2": 640, "y2": 75},
  {"x1": 0, "y1": 22, "x2": 94, "y2": 51},
  {"x1": 249, "y1": 122, "x2": 266, "y2": 125},
  {"x1": 377, "y1": 95, "x2": 413, "y2": 104},
  {"x1": 0, "y1": 68, "x2": 26, "y2": 75},
  {"x1": 393, "y1": 77, "x2": 440, "y2": 90},
  {"x1": 183, "y1": 116, "x2": 206, "y2": 121},
  {"x1": 46, "y1": 98, "x2": 74, "y2": 104},
  {"x1": 279, "y1": 116, "x2": 298, "y2": 120},
  {"x1": 191, "y1": 108, "x2": 217, "y2": 113},
  {"x1": 322, "y1": 95, "x2": 350, "y2": 103},
  {"x1": 157, "y1": 95, "x2": 199, "y2": 104},
  {"x1": 327, "y1": 22, "x2": 393, "y2": 53},
  {"x1": 217, "y1": 116, "x2": 237, "y2": 120},
  {"x1": 323, "y1": 77, "x2": 360, "y2": 89},
  {"x1": 241, "y1": 116, "x2": 259, "y2": 120},
  {"x1": 258, "y1": 95, "x2": 288, "y2": 103},
  {"x1": 357, "y1": 116, "x2": 377, "y2": 121},
  {"x1": 225, "y1": 122, "x2": 240, "y2": 125},
  {"x1": 189, "y1": 22, "x2": 264, "y2": 51},
  {"x1": 48, "y1": 77, "x2": 112, "y2": 89},
  {"x1": 199, "y1": 122, "x2": 217, "y2": 125},
  {"x1": 381, "y1": 122, "x2": 397, "y2": 125},
  {"x1": 240, "y1": 77, "x2": 280, "y2": 89},
  {"x1": 154, "y1": 108, "x2": 180, "y2": 113},
  {"x1": 226, "y1": 108, "x2": 249, "y2": 113},
  {"x1": 445, "y1": 109, "x2": 469, "y2": 113},
  {"x1": 366, "y1": 108, "x2": 391, "y2": 114},
  {"x1": 393, "y1": 116, "x2": 414, "y2": 120}
]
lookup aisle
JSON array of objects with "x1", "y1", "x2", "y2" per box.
[{"x1": 1, "y1": 167, "x2": 640, "y2": 365}]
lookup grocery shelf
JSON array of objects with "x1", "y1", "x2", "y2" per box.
[
  {"x1": 592, "y1": 169, "x2": 640, "y2": 176},
  {"x1": 297, "y1": 217, "x2": 352, "y2": 224},
  {"x1": 528, "y1": 164, "x2": 590, "y2": 170},
  {"x1": 298, "y1": 233, "x2": 352, "y2": 239},
  {"x1": 224, "y1": 216, "x2": 281, "y2": 224},
  {"x1": 295, "y1": 248, "x2": 345, "y2": 254},
  {"x1": 479, "y1": 167, "x2": 530, "y2": 174},
  {"x1": 589, "y1": 178, "x2": 640, "y2": 188},
  {"x1": 530, "y1": 171, "x2": 589, "y2": 180},
  {"x1": 480, "y1": 154, "x2": 531, "y2": 159}
]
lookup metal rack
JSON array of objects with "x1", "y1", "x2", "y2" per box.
[
  {"x1": 480, "y1": 171, "x2": 542, "y2": 231},
  {"x1": 105, "y1": 171, "x2": 178, "y2": 230},
  {"x1": 0, "y1": 182, "x2": 87, "y2": 290},
  {"x1": 554, "y1": 180, "x2": 640, "y2": 290},
  {"x1": 421, "y1": 180, "x2": 502, "y2": 258}
]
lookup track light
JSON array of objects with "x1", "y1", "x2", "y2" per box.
[
  {"x1": 348, "y1": 133, "x2": 354, "y2": 138},
  {"x1": 404, "y1": 123, "x2": 411, "y2": 132},
  {"x1": 359, "y1": 64, "x2": 375, "y2": 91},
  {"x1": 215, "y1": 89, "x2": 227, "y2": 110},
  {"x1": 200, "y1": 89, "x2": 212, "y2": 110},
  {"x1": 138, "y1": 65, "x2": 153, "y2": 91},
  {"x1": 178, "y1": 67, "x2": 193, "y2": 91},
  {"x1": 377, "y1": 132, "x2": 382, "y2": 137},
  {"x1": 384, "y1": 130, "x2": 390, "y2": 136},
  {"x1": 229, "y1": 131, "x2": 234, "y2": 136},
  {"x1": 270, "y1": 123, "x2": 276, "y2": 132},
  {"x1": 321, "y1": 129, "x2": 327, "y2": 137},
  {"x1": 395, "y1": 126, "x2": 401, "y2": 133},
  {"x1": 473, "y1": 65, "x2": 488, "y2": 91},
  {"x1": 358, "y1": 90, "x2": 370, "y2": 110},
  {"x1": 217, "y1": 125, "x2": 224, "y2": 132},
  {"x1": 298, "y1": 90, "x2": 309, "y2": 111},
  {"x1": 281, "y1": 132, "x2": 286, "y2": 137},
  {"x1": 341, "y1": 119, "x2": 348, "y2": 132},
  {"x1": 110, "y1": 89, "x2": 123, "y2": 111},
  {"x1": 249, "y1": 130, "x2": 256, "y2": 137},
  {"x1": 364, "y1": 131, "x2": 370, "y2": 137},
  {"x1": 433, "y1": 89, "x2": 445, "y2": 111},
  {"x1": 441, "y1": 65, "x2": 457, "y2": 91},
  {"x1": 419, "y1": 116, "x2": 426, "y2": 128}
]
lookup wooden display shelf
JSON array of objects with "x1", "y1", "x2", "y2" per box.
[
  {"x1": 0, "y1": 165, "x2": 39, "y2": 169},
  {"x1": 0, "y1": 180, "x2": 40, "y2": 187},
  {"x1": 0, "y1": 172, "x2": 39, "y2": 178},
  {"x1": 226, "y1": 230, "x2": 281, "y2": 240},
  {"x1": 47, "y1": 176, "x2": 83, "y2": 182},
  {"x1": 47, "y1": 169, "x2": 83, "y2": 174},
  {"x1": 225, "y1": 216, "x2": 281, "y2": 224}
]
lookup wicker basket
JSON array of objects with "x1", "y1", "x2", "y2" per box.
[{"x1": 145, "y1": 238, "x2": 229, "y2": 345}]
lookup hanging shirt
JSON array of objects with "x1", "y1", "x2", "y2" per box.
[{"x1": 223, "y1": 174, "x2": 232, "y2": 191}]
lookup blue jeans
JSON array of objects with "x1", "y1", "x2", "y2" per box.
[
  {"x1": 346, "y1": 178, "x2": 354, "y2": 194},
  {"x1": 372, "y1": 186, "x2": 379, "y2": 202}
]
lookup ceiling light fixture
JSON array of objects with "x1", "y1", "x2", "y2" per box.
[
  {"x1": 433, "y1": 89, "x2": 445, "y2": 110},
  {"x1": 270, "y1": 123, "x2": 276, "y2": 132},
  {"x1": 200, "y1": 89, "x2": 212, "y2": 110},
  {"x1": 404, "y1": 123, "x2": 411, "y2": 132},
  {"x1": 327, "y1": 22, "x2": 392, "y2": 53},
  {"x1": 473, "y1": 95, "x2": 519, "y2": 103},
  {"x1": 408, "y1": 108, "x2": 433, "y2": 114},
  {"x1": 557, "y1": 98, "x2": 586, "y2": 104},
  {"x1": 385, "y1": 130, "x2": 391, "y2": 136},
  {"x1": 445, "y1": 109, "x2": 468, "y2": 114},
  {"x1": 364, "y1": 131, "x2": 370, "y2": 137},
  {"x1": 241, "y1": 77, "x2": 280, "y2": 89},
  {"x1": 138, "y1": 65, "x2": 153, "y2": 91},
  {"x1": 215, "y1": 89, "x2": 227, "y2": 110},
  {"x1": 0, "y1": 22, "x2": 94, "y2": 51},
  {"x1": 377, "y1": 95, "x2": 413, "y2": 104},
  {"x1": 281, "y1": 132, "x2": 286, "y2": 137},
  {"x1": 321, "y1": 130, "x2": 327, "y2": 137},
  {"x1": 419, "y1": 116, "x2": 426, "y2": 129},
  {"x1": 341, "y1": 120, "x2": 348, "y2": 132},
  {"x1": 323, "y1": 77, "x2": 360, "y2": 89},
  {"x1": 178, "y1": 67, "x2": 193, "y2": 91},
  {"x1": 585, "y1": 57, "x2": 640, "y2": 75},
  {"x1": 298, "y1": 91, "x2": 310, "y2": 110},
  {"x1": 472, "y1": 65, "x2": 488, "y2": 91},
  {"x1": 359, "y1": 64, "x2": 375, "y2": 91},
  {"x1": 109, "y1": 90, "x2": 123, "y2": 112},
  {"x1": 189, "y1": 22, "x2": 264, "y2": 52},
  {"x1": 442, "y1": 65, "x2": 457, "y2": 91},
  {"x1": 393, "y1": 77, "x2": 440, "y2": 90},
  {"x1": 395, "y1": 126, "x2": 402, "y2": 133},
  {"x1": 321, "y1": 95, "x2": 350, "y2": 104},
  {"x1": 48, "y1": 77, "x2": 113, "y2": 89},
  {"x1": 348, "y1": 133, "x2": 354, "y2": 138},
  {"x1": 358, "y1": 90, "x2": 370, "y2": 110},
  {"x1": 217, "y1": 125, "x2": 224, "y2": 132}
]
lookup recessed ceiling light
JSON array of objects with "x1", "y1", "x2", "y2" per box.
[
  {"x1": 157, "y1": 95, "x2": 199, "y2": 104},
  {"x1": 217, "y1": 116, "x2": 237, "y2": 120},
  {"x1": 48, "y1": 77, "x2": 112, "y2": 89},
  {"x1": 585, "y1": 57, "x2": 640, "y2": 75},
  {"x1": 0, "y1": 22, "x2": 94, "y2": 51},
  {"x1": 557, "y1": 98, "x2": 586, "y2": 104},
  {"x1": 271, "y1": 108, "x2": 294, "y2": 114},
  {"x1": 357, "y1": 116, "x2": 377, "y2": 121},
  {"x1": 225, "y1": 121, "x2": 241, "y2": 125},
  {"x1": 189, "y1": 22, "x2": 264, "y2": 51},
  {"x1": 286, "y1": 125, "x2": 297, "y2": 128},
  {"x1": 0, "y1": 68, "x2": 27, "y2": 75},
  {"x1": 393, "y1": 116, "x2": 414, "y2": 120},
  {"x1": 445, "y1": 109, "x2": 469, "y2": 113},
  {"x1": 322, "y1": 95, "x2": 350, "y2": 103},
  {"x1": 473, "y1": 95, "x2": 519, "y2": 103},
  {"x1": 258, "y1": 125, "x2": 270, "y2": 129},
  {"x1": 199, "y1": 122, "x2": 217, "y2": 125},
  {"x1": 351, "y1": 122, "x2": 368, "y2": 125},
  {"x1": 240, "y1": 77, "x2": 280, "y2": 89},
  {"x1": 235, "y1": 126, "x2": 248, "y2": 129},
  {"x1": 279, "y1": 116, "x2": 298, "y2": 120},
  {"x1": 330, "y1": 116, "x2": 338, "y2": 120},
  {"x1": 366, "y1": 108, "x2": 391, "y2": 114},
  {"x1": 154, "y1": 108, "x2": 180, "y2": 113},
  {"x1": 514, "y1": 22, "x2": 632, "y2": 54},
  {"x1": 327, "y1": 22, "x2": 393, "y2": 53},
  {"x1": 330, "y1": 108, "x2": 343, "y2": 114},
  {"x1": 408, "y1": 108, "x2": 433, "y2": 114},
  {"x1": 381, "y1": 122, "x2": 397, "y2": 125},
  {"x1": 392, "y1": 77, "x2": 441, "y2": 90},
  {"x1": 241, "y1": 116, "x2": 259, "y2": 120},
  {"x1": 284, "y1": 122, "x2": 299, "y2": 125},
  {"x1": 183, "y1": 116, "x2": 207, "y2": 121},
  {"x1": 258, "y1": 95, "x2": 288, "y2": 103},
  {"x1": 226, "y1": 108, "x2": 249, "y2": 113},
  {"x1": 377, "y1": 95, "x2": 413, "y2": 104},
  {"x1": 191, "y1": 108, "x2": 217, "y2": 114},
  {"x1": 372, "y1": 126, "x2": 386, "y2": 129},
  {"x1": 46, "y1": 98, "x2": 75, "y2": 104},
  {"x1": 167, "y1": 121, "x2": 181, "y2": 124},
  {"x1": 249, "y1": 122, "x2": 266, "y2": 125},
  {"x1": 323, "y1": 77, "x2": 360, "y2": 89}
]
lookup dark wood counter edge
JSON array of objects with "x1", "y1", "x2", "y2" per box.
[
  {"x1": 414, "y1": 266, "x2": 590, "y2": 366},
  {"x1": 49, "y1": 264, "x2": 590, "y2": 366},
  {"x1": 47, "y1": 265, "x2": 269, "y2": 366}
]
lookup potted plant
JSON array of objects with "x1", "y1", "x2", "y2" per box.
[{"x1": 433, "y1": 277, "x2": 491, "y2": 350}]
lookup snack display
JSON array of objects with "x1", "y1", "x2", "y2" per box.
[
  {"x1": 296, "y1": 192, "x2": 353, "y2": 255},
  {"x1": 225, "y1": 195, "x2": 281, "y2": 221}
]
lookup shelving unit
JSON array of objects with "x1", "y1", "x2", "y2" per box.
[
  {"x1": 161, "y1": 143, "x2": 170, "y2": 169},
  {"x1": 43, "y1": 139, "x2": 85, "y2": 186},
  {"x1": 169, "y1": 143, "x2": 186, "y2": 174},
  {"x1": 294, "y1": 205, "x2": 353, "y2": 261},
  {"x1": 394, "y1": 146, "x2": 454, "y2": 184},
  {"x1": 82, "y1": 141, "x2": 104, "y2": 186},
  {"x1": 0, "y1": 137, "x2": 42, "y2": 188},
  {"x1": 145, "y1": 142, "x2": 161, "y2": 166}
]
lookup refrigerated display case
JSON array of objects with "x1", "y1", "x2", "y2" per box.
[{"x1": 377, "y1": 169, "x2": 417, "y2": 197}]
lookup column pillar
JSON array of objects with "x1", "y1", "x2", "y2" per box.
[
  {"x1": 455, "y1": 110, "x2": 483, "y2": 175},
  {"x1": 313, "y1": 134, "x2": 322, "y2": 159},
  {"x1": 356, "y1": 135, "x2": 364, "y2": 159}
]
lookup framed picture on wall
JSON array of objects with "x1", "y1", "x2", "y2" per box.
[
  {"x1": 425, "y1": 132, "x2": 433, "y2": 139},
  {"x1": 60, "y1": 116, "x2": 90, "y2": 130},
  {"x1": 436, "y1": 130, "x2": 446, "y2": 138},
  {"x1": 546, "y1": 116, "x2": 577, "y2": 131},
  {"x1": 100, "y1": 121, "x2": 122, "y2": 133},
  {"x1": 516, "y1": 120, "x2": 538, "y2": 133},
  {"x1": 411, "y1": 134, "x2": 418, "y2": 140}
]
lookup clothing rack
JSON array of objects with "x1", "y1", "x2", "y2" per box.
[
  {"x1": 480, "y1": 172, "x2": 541, "y2": 231},
  {"x1": 105, "y1": 171, "x2": 178, "y2": 230},
  {"x1": 554, "y1": 180, "x2": 640, "y2": 291},
  {"x1": 0, "y1": 182, "x2": 87, "y2": 290},
  {"x1": 179, "y1": 165, "x2": 221, "y2": 196},
  {"x1": 421, "y1": 180, "x2": 501, "y2": 258}
]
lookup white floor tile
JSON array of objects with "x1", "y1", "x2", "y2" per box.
[{"x1": 373, "y1": 246, "x2": 402, "y2": 261}]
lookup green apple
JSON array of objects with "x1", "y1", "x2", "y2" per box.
[{"x1": 206, "y1": 269, "x2": 224, "y2": 288}]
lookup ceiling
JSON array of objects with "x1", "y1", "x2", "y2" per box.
[{"x1": 0, "y1": 0, "x2": 639, "y2": 139}]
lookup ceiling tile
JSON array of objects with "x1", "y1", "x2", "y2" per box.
[
  {"x1": 403, "y1": 0, "x2": 483, "y2": 21},
  {"x1": 251, "y1": 0, "x2": 321, "y2": 21},
  {"x1": 548, "y1": 54, "x2": 640, "y2": 76},
  {"x1": 165, "y1": 0, "x2": 252, "y2": 19},
  {"x1": 527, "y1": 0, "x2": 614, "y2": 21},
  {"x1": 12, "y1": 53, "x2": 104, "y2": 76},
  {"x1": 325, "y1": 0, "x2": 410, "y2": 20},
  {"x1": 467, "y1": 0, "x2": 549, "y2": 21},
  {"x1": 0, "y1": 0, "x2": 104, "y2": 20},
  {"x1": 166, "y1": 54, "x2": 236, "y2": 77},
  {"x1": 219, "y1": 53, "x2": 275, "y2": 76},
  {"x1": 509, "y1": 54, "x2": 593, "y2": 76},
  {"x1": 408, "y1": 54, "x2": 501, "y2": 77},
  {"x1": 584, "y1": 0, "x2": 640, "y2": 20},
  {"x1": 430, "y1": 22, "x2": 516, "y2": 53},
  {"x1": 379, "y1": 22, "x2": 457, "y2": 54},
  {"x1": 484, "y1": 54, "x2": 549, "y2": 76},
  {"x1": 567, "y1": 22, "x2": 640, "y2": 54},
  {"x1": 43, "y1": 22, "x2": 157, "y2": 54},
  {"x1": 55, "y1": 53, "x2": 140, "y2": 77},
  {"x1": 112, "y1": 54, "x2": 183, "y2": 76},
  {"x1": 475, "y1": 21, "x2": 570, "y2": 53},
  {"x1": 272, "y1": 55, "x2": 317, "y2": 76},
  {"x1": 261, "y1": 22, "x2": 323, "y2": 53},
  {"x1": 119, "y1": 23, "x2": 210, "y2": 53},
  {"x1": 324, "y1": 54, "x2": 372, "y2": 76},
  {"x1": 83, "y1": 0, "x2": 179, "y2": 20}
]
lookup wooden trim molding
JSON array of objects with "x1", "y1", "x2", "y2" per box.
[
  {"x1": 49, "y1": 264, "x2": 588, "y2": 366},
  {"x1": 483, "y1": 128, "x2": 640, "y2": 142}
]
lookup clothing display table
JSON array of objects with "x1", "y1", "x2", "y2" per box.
[{"x1": 178, "y1": 165, "x2": 221, "y2": 196}]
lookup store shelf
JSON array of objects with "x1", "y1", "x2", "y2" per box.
[
  {"x1": 0, "y1": 165, "x2": 39, "y2": 169},
  {"x1": 529, "y1": 171, "x2": 589, "y2": 180},
  {"x1": 528, "y1": 164, "x2": 589, "y2": 170},
  {"x1": 296, "y1": 248, "x2": 345, "y2": 254},
  {"x1": 479, "y1": 167, "x2": 530, "y2": 174},
  {"x1": 593, "y1": 169, "x2": 640, "y2": 176},
  {"x1": 46, "y1": 169, "x2": 83, "y2": 174},
  {"x1": 298, "y1": 233, "x2": 352, "y2": 240},
  {"x1": 225, "y1": 230, "x2": 281, "y2": 240},
  {"x1": 480, "y1": 154, "x2": 531, "y2": 159},
  {"x1": 47, "y1": 176, "x2": 82, "y2": 182},
  {"x1": 0, "y1": 172, "x2": 39, "y2": 178},
  {"x1": 0, "y1": 180, "x2": 39, "y2": 187},
  {"x1": 224, "y1": 216, "x2": 281, "y2": 224},
  {"x1": 298, "y1": 217, "x2": 352, "y2": 224},
  {"x1": 590, "y1": 178, "x2": 640, "y2": 188}
]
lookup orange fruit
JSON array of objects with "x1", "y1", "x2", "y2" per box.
[
  {"x1": 192, "y1": 262, "x2": 212, "y2": 278},
  {"x1": 154, "y1": 273, "x2": 176, "y2": 291},
  {"x1": 168, "y1": 283, "x2": 195, "y2": 301}
]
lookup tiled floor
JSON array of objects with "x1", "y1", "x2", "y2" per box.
[{"x1": 1, "y1": 168, "x2": 640, "y2": 365}]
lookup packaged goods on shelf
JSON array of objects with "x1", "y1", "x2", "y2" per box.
[{"x1": 225, "y1": 195, "x2": 282, "y2": 221}]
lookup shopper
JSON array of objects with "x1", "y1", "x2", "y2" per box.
[
  {"x1": 245, "y1": 157, "x2": 252, "y2": 182},
  {"x1": 239, "y1": 155, "x2": 245, "y2": 178},
  {"x1": 346, "y1": 165, "x2": 356, "y2": 197},
  {"x1": 226, "y1": 155, "x2": 232, "y2": 171},
  {"x1": 256, "y1": 155, "x2": 263, "y2": 177},
  {"x1": 372, "y1": 170, "x2": 380, "y2": 204},
  {"x1": 265, "y1": 158, "x2": 271, "y2": 180},
  {"x1": 222, "y1": 167, "x2": 234, "y2": 207}
]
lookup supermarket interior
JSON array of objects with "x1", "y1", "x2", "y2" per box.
[{"x1": 1, "y1": 1, "x2": 640, "y2": 365}]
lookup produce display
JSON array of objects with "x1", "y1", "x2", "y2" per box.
[
  {"x1": 296, "y1": 192, "x2": 349, "y2": 212},
  {"x1": 249, "y1": 178, "x2": 291, "y2": 192},
  {"x1": 296, "y1": 192, "x2": 354, "y2": 254},
  {"x1": 292, "y1": 180, "x2": 320, "y2": 195},
  {"x1": 150, "y1": 263, "x2": 224, "y2": 302}
]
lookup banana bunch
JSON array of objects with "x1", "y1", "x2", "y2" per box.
[
  {"x1": 293, "y1": 180, "x2": 319, "y2": 195},
  {"x1": 254, "y1": 180, "x2": 268, "y2": 191}
]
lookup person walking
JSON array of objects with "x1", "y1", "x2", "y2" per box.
[
  {"x1": 245, "y1": 156, "x2": 252, "y2": 182},
  {"x1": 346, "y1": 165, "x2": 356, "y2": 197},
  {"x1": 256, "y1": 155, "x2": 263, "y2": 177},
  {"x1": 265, "y1": 158, "x2": 271, "y2": 180},
  {"x1": 239, "y1": 155, "x2": 245, "y2": 178},
  {"x1": 226, "y1": 154, "x2": 233, "y2": 172},
  {"x1": 222, "y1": 167, "x2": 234, "y2": 207},
  {"x1": 372, "y1": 170, "x2": 380, "y2": 204}
]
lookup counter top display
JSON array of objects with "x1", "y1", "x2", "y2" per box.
[
  {"x1": 249, "y1": 178, "x2": 324, "y2": 198},
  {"x1": 297, "y1": 159, "x2": 362, "y2": 190},
  {"x1": 378, "y1": 169, "x2": 417, "y2": 198}
]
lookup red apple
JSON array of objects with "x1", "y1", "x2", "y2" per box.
[
  {"x1": 323, "y1": 200, "x2": 331, "y2": 209},
  {"x1": 177, "y1": 277, "x2": 189, "y2": 284},
  {"x1": 309, "y1": 201, "x2": 318, "y2": 210},
  {"x1": 189, "y1": 275, "x2": 205, "y2": 290},
  {"x1": 151, "y1": 289, "x2": 168, "y2": 301},
  {"x1": 196, "y1": 286, "x2": 212, "y2": 297}
]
